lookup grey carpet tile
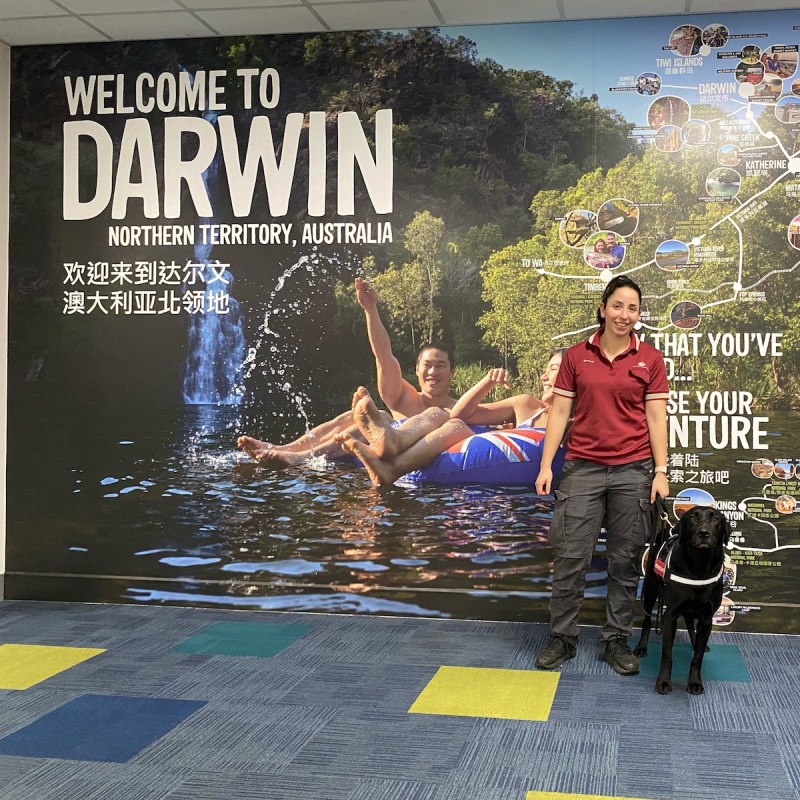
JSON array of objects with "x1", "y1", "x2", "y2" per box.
[
  {"x1": 382, "y1": 625, "x2": 531, "y2": 668},
  {"x1": 776, "y1": 737, "x2": 800, "y2": 789},
  {"x1": 745, "y1": 661, "x2": 800, "y2": 685},
  {"x1": 33, "y1": 653, "x2": 213, "y2": 696},
  {"x1": 0, "y1": 760, "x2": 190, "y2": 800},
  {"x1": 152, "y1": 658, "x2": 310, "y2": 705},
  {"x1": 278, "y1": 661, "x2": 436, "y2": 710},
  {"x1": 456, "y1": 717, "x2": 619, "y2": 794},
  {"x1": 689, "y1": 682, "x2": 800, "y2": 734},
  {"x1": 0, "y1": 755, "x2": 46, "y2": 787},
  {"x1": 286, "y1": 708, "x2": 478, "y2": 782},
  {"x1": 163, "y1": 770, "x2": 363, "y2": 800},
  {"x1": 617, "y1": 726, "x2": 794, "y2": 798},
  {"x1": 346, "y1": 777, "x2": 443, "y2": 800},
  {"x1": 134, "y1": 702, "x2": 340, "y2": 772},
  {"x1": 279, "y1": 621, "x2": 416, "y2": 667},
  {"x1": 548, "y1": 673, "x2": 693, "y2": 724}
]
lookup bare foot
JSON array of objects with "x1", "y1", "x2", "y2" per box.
[
  {"x1": 238, "y1": 436, "x2": 305, "y2": 467},
  {"x1": 337, "y1": 435, "x2": 400, "y2": 487},
  {"x1": 352, "y1": 392, "x2": 398, "y2": 458},
  {"x1": 351, "y1": 385, "x2": 370, "y2": 412}
]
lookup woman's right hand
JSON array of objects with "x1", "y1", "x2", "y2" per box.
[
  {"x1": 535, "y1": 466, "x2": 553, "y2": 496},
  {"x1": 485, "y1": 368, "x2": 512, "y2": 389}
]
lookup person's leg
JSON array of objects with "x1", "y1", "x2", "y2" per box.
[
  {"x1": 237, "y1": 388, "x2": 370, "y2": 456},
  {"x1": 545, "y1": 460, "x2": 607, "y2": 648},
  {"x1": 603, "y1": 459, "x2": 654, "y2": 642},
  {"x1": 241, "y1": 423, "x2": 368, "y2": 467},
  {"x1": 237, "y1": 408, "x2": 356, "y2": 457},
  {"x1": 339, "y1": 418, "x2": 472, "y2": 487},
  {"x1": 353, "y1": 392, "x2": 451, "y2": 458},
  {"x1": 602, "y1": 459, "x2": 653, "y2": 675}
]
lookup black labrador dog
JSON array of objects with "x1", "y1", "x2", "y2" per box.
[{"x1": 634, "y1": 505, "x2": 731, "y2": 695}]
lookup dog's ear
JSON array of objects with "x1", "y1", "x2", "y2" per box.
[
  {"x1": 674, "y1": 509, "x2": 689, "y2": 540},
  {"x1": 720, "y1": 511, "x2": 732, "y2": 547}
]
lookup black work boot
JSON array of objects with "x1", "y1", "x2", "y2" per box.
[
  {"x1": 536, "y1": 635, "x2": 576, "y2": 669},
  {"x1": 603, "y1": 636, "x2": 640, "y2": 675}
]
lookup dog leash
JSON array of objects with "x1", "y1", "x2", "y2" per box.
[{"x1": 650, "y1": 497, "x2": 672, "y2": 635}]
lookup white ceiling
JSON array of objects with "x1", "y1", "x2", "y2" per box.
[{"x1": 0, "y1": 0, "x2": 798, "y2": 47}]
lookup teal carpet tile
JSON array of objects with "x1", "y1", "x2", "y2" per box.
[
  {"x1": 171, "y1": 620, "x2": 313, "y2": 657},
  {"x1": 635, "y1": 641, "x2": 750, "y2": 683}
]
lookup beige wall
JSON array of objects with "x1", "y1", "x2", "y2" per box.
[{"x1": 0, "y1": 42, "x2": 8, "y2": 595}]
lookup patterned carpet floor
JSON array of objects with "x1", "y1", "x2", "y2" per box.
[{"x1": 0, "y1": 600, "x2": 797, "y2": 800}]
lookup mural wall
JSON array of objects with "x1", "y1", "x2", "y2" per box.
[{"x1": 6, "y1": 10, "x2": 800, "y2": 632}]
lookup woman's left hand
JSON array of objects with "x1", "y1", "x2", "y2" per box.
[{"x1": 651, "y1": 472, "x2": 669, "y2": 502}]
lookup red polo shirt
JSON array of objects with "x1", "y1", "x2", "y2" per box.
[{"x1": 553, "y1": 331, "x2": 669, "y2": 465}]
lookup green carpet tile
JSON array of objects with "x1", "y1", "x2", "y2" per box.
[{"x1": 0, "y1": 600, "x2": 797, "y2": 800}]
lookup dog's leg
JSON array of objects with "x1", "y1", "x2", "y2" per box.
[
  {"x1": 655, "y1": 613, "x2": 677, "y2": 694},
  {"x1": 633, "y1": 614, "x2": 651, "y2": 657},
  {"x1": 685, "y1": 614, "x2": 697, "y2": 651},
  {"x1": 687, "y1": 618, "x2": 713, "y2": 695},
  {"x1": 634, "y1": 572, "x2": 658, "y2": 657}
]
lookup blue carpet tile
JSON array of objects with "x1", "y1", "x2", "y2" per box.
[
  {"x1": 0, "y1": 600, "x2": 797, "y2": 800},
  {"x1": 0, "y1": 694, "x2": 206, "y2": 763}
]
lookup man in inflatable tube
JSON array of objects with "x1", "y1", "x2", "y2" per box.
[
  {"x1": 238, "y1": 278, "x2": 548, "y2": 471},
  {"x1": 335, "y1": 352, "x2": 563, "y2": 487}
]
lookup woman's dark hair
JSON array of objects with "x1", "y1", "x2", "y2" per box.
[
  {"x1": 416, "y1": 340, "x2": 455, "y2": 369},
  {"x1": 596, "y1": 274, "x2": 642, "y2": 327}
]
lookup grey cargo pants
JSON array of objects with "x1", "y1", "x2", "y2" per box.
[{"x1": 548, "y1": 457, "x2": 654, "y2": 644}]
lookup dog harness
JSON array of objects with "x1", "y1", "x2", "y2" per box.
[{"x1": 653, "y1": 535, "x2": 724, "y2": 586}]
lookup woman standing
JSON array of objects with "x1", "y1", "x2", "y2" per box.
[{"x1": 534, "y1": 275, "x2": 669, "y2": 674}]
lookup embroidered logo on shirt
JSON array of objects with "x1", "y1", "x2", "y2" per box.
[{"x1": 582, "y1": 359, "x2": 595, "y2": 363}]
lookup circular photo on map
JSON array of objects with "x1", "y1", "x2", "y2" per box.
[
  {"x1": 762, "y1": 45, "x2": 798, "y2": 79},
  {"x1": 788, "y1": 215, "x2": 800, "y2": 249},
  {"x1": 751, "y1": 73, "x2": 782, "y2": 104},
  {"x1": 740, "y1": 45, "x2": 762, "y2": 65},
  {"x1": 648, "y1": 96, "x2": 691, "y2": 129},
  {"x1": 775, "y1": 495, "x2": 797, "y2": 514},
  {"x1": 597, "y1": 198, "x2": 639, "y2": 236},
  {"x1": 558, "y1": 209, "x2": 596, "y2": 248},
  {"x1": 682, "y1": 119, "x2": 711, "y2": 145},
  {"x1": 670, "y1": 301, "x2": 702, "y2": 329},
  {"x1": 584, "y1": 231, "x2": 626, "y2": 270},
  {"x1": 654, "y1": 125, "x2": 682, "y2": 152},
  {"x1": 735, "y1": 61, "x2": 764, "y2": 85},
  {"x1": 751, "y1": 458, "x2": 775, "y2": 479},
  {"x1": 706, "y1": 168, "x2": 741, "y2": 198},
  {"x1": 718, "y1": 144, "x2": 741, "y2": 166},
  {"x1": 713, "y1": 596, "x2": 735, "y2": 627},
  {"x1": 702, "y1": 23, "x2": 729, "y2": 48},
  {"x1": 722, "y1": 555, "x2": 737, "y2": 590},
  {"x1": 655, "y1": 239, "x2": 690, "y2": 270},
  {"x1": 674, "y1": 488, "x2": 715, "y2": 518},
  {"x1": 670, "y1": 25, "x2": 702, "y2": 56},
  {"x1": 775, "y1": 95, "x2": 800, "y2": 123},
  {"x1": 636, "y1": 72, "x2": 661, "y2": 96},
  {"x1": 773, "y1": 461, "x2": 795, "y2": 480}
]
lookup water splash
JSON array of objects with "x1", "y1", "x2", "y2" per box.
[
  {"x1": 181, "y1": 78, "x2": 246, "y2": 406},
  {"x1": 238, "y1": 248, "x2": 358, "y2": 437}
]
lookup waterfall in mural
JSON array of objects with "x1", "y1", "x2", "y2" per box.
[{"x1": 181, "y1": 106, "x2": 246, "y2": 405}]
